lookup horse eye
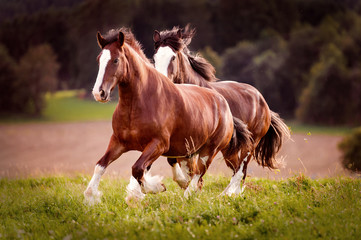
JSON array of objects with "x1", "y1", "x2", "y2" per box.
[
  {"x1": 171, "y1": 56, "x2": 175, "y2": 61},
  {"x1": 113, "y1": 58, "x2": 119, "y2": 64}
]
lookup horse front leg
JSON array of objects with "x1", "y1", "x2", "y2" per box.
[
  {"x1": 126, "y1": 139, "x2": 167, "y2": 202},
  {"x1": 84, "y1": 134, "x2": 124, "y2": 205}
]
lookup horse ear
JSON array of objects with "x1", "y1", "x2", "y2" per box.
[
  {"x1": 97, "y1": 32, "x2": 107, "y2": 49},
  {"x1": 118, "y1": 31, "x2": 125, "y2": 47},
  {"x1": 153, "y1": 30, "x2": 160, "y2": 42}
]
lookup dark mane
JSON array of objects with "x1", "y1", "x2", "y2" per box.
[
  {"x1": 186, "y1": 52, "x2": 216, "y2": 82},
  {"x1": 155, "y1": 25, "x2": 216, "y2": 82},
  {"x1": 154, "y1": 26, "x2": 183, "y2": 51},
  {"x1": 103, "y1": 27, "x2": 149, "y2": 62}
]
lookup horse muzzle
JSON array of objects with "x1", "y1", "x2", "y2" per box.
[{"x1": 92, "y1": 89, "x2": 109, "y2": 103}]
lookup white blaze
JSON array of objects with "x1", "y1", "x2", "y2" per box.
[
  {"x1": 93, "y1": 49, "x2": 111, "y2": 97},
  {"x1": 154, "y1": 46, "x2": 176, "y2": 77}
]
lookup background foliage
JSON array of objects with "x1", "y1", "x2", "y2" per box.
[
  {"x1": 339, "y1": 127, "x2": 361, "y2": 172},
  {"x1": 0, "y1": 0, "x2": 361, "y2": 123}
]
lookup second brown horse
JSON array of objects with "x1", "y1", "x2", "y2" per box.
[{"x1": 153, "y1": 25, "x2": 290, "y2": 196}]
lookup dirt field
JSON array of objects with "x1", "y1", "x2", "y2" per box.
[{"x1": 0, "y1": 121, "x2": 349, "y2": 179}]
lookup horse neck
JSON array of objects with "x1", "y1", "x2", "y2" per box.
[
  {"x1": 117, "y1": 44, "x2": 163, "y2": 106},
  {"x1": 174, "y1": 52, "x2": 212, "y2": 88}
]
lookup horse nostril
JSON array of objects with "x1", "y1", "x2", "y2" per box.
[{"x1": 100, "y1": 89, "x2": 105, "y2": 99}]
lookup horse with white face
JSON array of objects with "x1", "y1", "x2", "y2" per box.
[
  {"x1": 153, "y1": 25, "x2": 290, "y2": 196},
  {"x1": 84, "y1": 28, "x2": 252, "y2": 204}
]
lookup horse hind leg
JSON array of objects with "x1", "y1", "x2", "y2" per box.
[
  {"x1": 84, "y1": 134, "x2": 124, "y2": 205},
  {"x1": 168, "y1": 157, "x2": 191, "y2": 189},
  {"x1": 221, "y1": 151, "x2": 251, "y2": 196},
  {"x1": 184, "y1": 152, "x2": 215, "y2": 198}
]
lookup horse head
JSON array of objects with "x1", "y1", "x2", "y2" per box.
[
  {"x1": 92, "y1": 30, "x2": 127, "y2": 102},
  {"x1": 153, "y1": 25, "x2": 215, "y2": 83}
]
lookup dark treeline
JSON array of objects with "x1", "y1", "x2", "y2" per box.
[{"x1": 0, "y1": 0, "x2": 361, "y2": 124}]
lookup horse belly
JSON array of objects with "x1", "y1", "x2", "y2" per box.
[{"x1": 164, "y1": 129, "x2": 209, "y2": 157}]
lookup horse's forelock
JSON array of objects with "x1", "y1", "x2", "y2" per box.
[
  {"x1": 101, "y1": 28, "x2": 148, "y2": 62},
  {"x1": 155, "y1": 25, "x2": 195, "y2": 51}
]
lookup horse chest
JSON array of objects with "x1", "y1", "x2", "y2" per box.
[{"x1": 112, "y1": 113, "x2": 162, "y2": 148}]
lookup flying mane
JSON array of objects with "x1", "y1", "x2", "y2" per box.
[
  {"x1": 102, "y1": 27, "x2": 149, "y2": 63},
  {"x1": 155, "y1": 25, "x2": 217, "y2": 82}
]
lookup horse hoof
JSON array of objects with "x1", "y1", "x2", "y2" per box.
[{"x1": 161, "y1": 183, "x2": 167, "y2": 192}]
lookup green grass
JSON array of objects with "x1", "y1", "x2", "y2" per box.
[
  {"x1": 43, "y1": 90, "x2": 117, "y2": 122},
  {"x1": 0, "y1": 90, "x2": 117, "y2": 123},
  {"x1": 287, "y1": 121, "x2": 352, "y2": 136},
  {"x1": 1, "y1": 175, "x2": 360, "y2": 239}
]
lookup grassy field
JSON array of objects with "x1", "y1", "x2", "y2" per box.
[{"x1": 0, "y1": 175, "x2": 360, "y2": 239}]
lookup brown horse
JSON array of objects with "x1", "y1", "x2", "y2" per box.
[
  {"x1": 84, "y1": 28, "x2": 252, "y2": 204},
  {"x1": 153, "y1": 25, "x2": 290, "y2": 196}
]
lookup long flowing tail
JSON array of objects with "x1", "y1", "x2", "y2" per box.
[
  {"x1": 254, "y1": 111, "x2": 291, "y2": 169},
  {"x1": 224, "y1": 117, "x2": 253, "y2": 158}
]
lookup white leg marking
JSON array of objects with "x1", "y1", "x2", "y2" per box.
[
  {"x1": 222, "y1": 153, "x2": 251, "y2": 196},
  {"x1": 221, "y1": 160, "x2": 246, "y2": 196},
  {"x1": 141, "y1": 171, "x2": 166, "y2": 194},
  {"x1": 200, "y1": 156, "x2": 208, "y2": 166},
  {"x1": 184, "y1": 174, "x2": 201, "y2": 199},
  {"x1": 125, "y1": 176, "x2": 145, "y2": 203},
  {"x1": 172, "y1": 162, "x2": 190, "y2": 189},
  {"x1": 92, "y1": 49, "x2": 111, "y2": 100},
  {"x1": 154, "y1": 46, "x2": 176, "y2": 77},
  {"x1": 84, "y1": 164, "x2": 105, "y2": 205}
]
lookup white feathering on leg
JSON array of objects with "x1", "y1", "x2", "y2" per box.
[
  {"x1": 184, "y1": 174, "x2": 201, "y2": 199},
  {"x1": 221, "y1": 153, "x2": 250, "y2": 196},
  {"x1": 142, "y1": 171, "x2": 165, "y2": 193},
  {"x1": 125, "y1": 176, "x2": 145, "y2": 202},
  {"x1": 172, "y1": 162, "x2": 190, "y2": 189}
]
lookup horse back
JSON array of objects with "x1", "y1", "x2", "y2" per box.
[{"x1": 211, "y1": 81, "x2": 271, "y2": 141}]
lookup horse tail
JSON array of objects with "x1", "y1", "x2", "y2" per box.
[
  {"x1": 224, "y1": 117, "x2": 253, "y2": 158},
  {"x1": 254, "y1": 111, "x2": 291, "y2": 169}
]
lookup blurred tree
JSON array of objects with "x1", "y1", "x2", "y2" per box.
[
  {"x1": 0, "y1": 45, "x2": 17, "y2": 113},
  {"x1": 0, "y1": 0, "x2": 84, "y2": 22},
  {"x1": 15, "y1": 44, "x2": 60, "y2": 115},
  {"x1": 70, "y1": 0, "x2": 134, "y2": 90},
  {"x1": 200, "y1": 46, "x2": 222, "y2": 77},
  {"x1": 222, "y1": 41, "x2": 257, "y2": 84},
  {"x1": 0, "y1": 9, "x2": 76, "y2": 89},
  {"x1": 221, "y1": 32, "x2": 288, "y2": 113},
  {"x1": 296, "y1": 44, "x2": 352, "y2": 124}
]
